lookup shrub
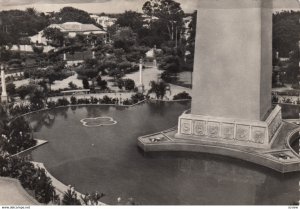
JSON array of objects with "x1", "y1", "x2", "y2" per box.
[
  {"x1": 161, "y1": 71, "x2": 174, "y2": 83},
  {"x1": 70, "y1": 96, "x2": 77, "y2": 105},
  {"x1": 90, "y1": 97, "x2": 99, "y2": 104},
  {"x1": 173, "y1": 91, "x2": 192, "y2": 100},
  {"x1": 82, "y1": 78, "x2": 90, "y2": 89},
  {"x1": 1, "y1": 117, "x2": 36, "y2": 154},
  {"x1": 62, "y1": 189, "x2": 81, "y2": 205},
  {"x1": 124, "y1": 79, "x2": 135, "y2": 91},
  {"x1": 122, "y1": 99, "x2": 133, "y2": 105},
  {"x1": 101, "y1": 95, "x2": 114, "y2": 104},
  {"x1": 68, "y1": 82, "x2": 78, "y2": 89},
  {"x1": 131, "y1": 93, "x2": 145, "y2": 103},
  {"x1": 57, "y1": 98, "x2": 70, "y2": 106},
  {"x1": 0, "y1": 156, "x2": 57, "y2": 204},
  {"x1": 47, "y1": 101, "x2": 57, "y2": 108}
]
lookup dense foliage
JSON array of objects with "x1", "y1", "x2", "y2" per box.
[
  {"x1": 0, "y1": 156, "x2": 57, "y2": 204},
  {"x1": 0, "y1": 117, "x2": 36, "y2": 155},
  {"x1": 273, "y1": 11, "x2": 300, "y2": 57},
  {"x1": 0, "y1": 9, "x2": 49, "y2": 45}
]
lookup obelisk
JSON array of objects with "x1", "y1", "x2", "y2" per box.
[
  {"x1": 1, "y1": 65, "x2": 8, "y2": 103},
  {"x1": 176, "y1": 0, "x2": 282, "y2": 149}
]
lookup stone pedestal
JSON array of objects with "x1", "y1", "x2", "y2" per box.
[
  {"x1": 138, "y1": 84, "x2": 144, "y2": 93},
  {"x1": 175, "y1": 0, "x2": 280, "y2": 148},
  {"x1": 176, "y1": 105, "x2": 282, "y2": 149}
]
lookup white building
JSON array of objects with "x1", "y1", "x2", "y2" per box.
[
  {"x1": 90, "y1": 15, "x2": 117, "y2": 30},
  {"x1": 30, "y1": 22, "x2": 107, "y2": 45}
]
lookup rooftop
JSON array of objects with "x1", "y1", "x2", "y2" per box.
[{"x1": 50, "y1": 22, "x2": 104, "y2": 33}]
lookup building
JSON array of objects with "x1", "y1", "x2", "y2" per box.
[
  {"x1": 30, "y1": 22, "x2": 107, "y2": 45},
  {"x1": 90, "y1": 15, "x2": 117, "y2": 30}
]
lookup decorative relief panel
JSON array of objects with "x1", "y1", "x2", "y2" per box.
[
  {"x1": 221, "y1": 123, "x2": 235, "y2": 140},
  {"x1": 268, "y1": 112, "x2": 282, "y2": 141},
  {"x1": 180, "y1": 119, "x2": 192, "y2": 135},
  {"x1": 207, "y1": 122, "x2": 220, "y2": 138},
  {"x1": 251, "y1": 127, "x2": 266, "y2": 144},
  {"x1": 193, "y1": 120, "x2": 206, "y2": 136},
  {"x1": 236, "y1": 125, "x2": 250, "y2": 141}
]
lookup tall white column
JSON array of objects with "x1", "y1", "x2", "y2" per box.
[
  {"x1": 92, "y1": 51, "x2": 95, "y2": 59},
  {"x1": 138, "y1": 59, "x2": 144, "y2": 93},
  {"x1": 139, "y1": 58, "x2": 143, "y2": 86},
  {"x1": 63, "y1": 53, "x2": 67, "y2": 61},
  {"x1": 1, "y1": 66, "x2": 7, "y2": 103}
]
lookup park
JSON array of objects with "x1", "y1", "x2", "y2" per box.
[{"x1": 0, "y1": 0, "x2": 300, "y2": 206}]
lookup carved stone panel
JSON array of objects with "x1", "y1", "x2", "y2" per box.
[
  {"x1": 251, "y1": 127, "x2": 266, "y2": 144},
  {"x1": 207, "y1": 122, "x2": 220, "y2": 138},
  {"x1": 268, "y1": 112, "x2": 282, "y2": 142},
  {"x1": 193, "y1": 120, "x2": 206, "y2": 136},
  {"x1": 236, "y1": 125, "x2": 250, "y2": 141},
  {"x1": 221, "y1": 123, "x2": 235, "y2": 140},
  {"x1": 180, "y1": 119, "x2": 192, "y2": 135}
]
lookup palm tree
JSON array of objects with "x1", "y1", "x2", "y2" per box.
[
  {"x1": 62, "y1": 189, "x2": 81, "y2": 205},
  {"x1": 147, "y1": 80, "x2": 171, "y2": 100}
]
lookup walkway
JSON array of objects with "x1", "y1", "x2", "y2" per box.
[{"x1": 0, "y1": 177, "x2": 38, "y2": 205}]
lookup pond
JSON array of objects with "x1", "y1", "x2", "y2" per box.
[{"x1": 24, "y1": 101, "x2": 299, "y2": 205}]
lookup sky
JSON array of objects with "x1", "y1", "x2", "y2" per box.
[{"x1": 0, "y1": 0, "x2": 300, "y2": 13}]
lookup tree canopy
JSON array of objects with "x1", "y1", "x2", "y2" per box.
[
  {"x1": 116, "y1": 11, "x2": 144, "y2": 34},
  {"x1": 142, "y1": 0, "x2": 184, "y2": 41},
  {"x1": 273, "y1": 11, "x2": 300, "y2": 57},
  {"x1": 53, "y1": 7, "x2": 95, "y2": 24},
  {"x1": 0, "y1": 9, "x2": 49, "y2": 45}
]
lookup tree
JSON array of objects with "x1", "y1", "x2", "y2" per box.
[
  {"x1": 6, "y1": 83, "x2": 16, "y2": 96},
  {"x1": 16, "y1": 85, "x2": 35, "y2": 100},
  {"x1": 142, "y1": 0, "x2": 184, "y2": 41},
  {"x1": 113, "y1": 27, "x2": 137, "y2": 52},
  {"x1": 147, "y1": 80, "x2": 171, "y2": 99},
  {"x1": 159, "y1": 54, "x2": 180, "y2": 73},
  {"x1": 42, "y1": 28, "x2": 64, "y2": 47},
  {"x1": 68, "y1": 82, "x2": 77, "y2": 89},
  {"x1": 54, "y1": 7, "x2": 95, "y2": 24},
  {"x1": 82, "y1": 78, "x2": 90, "y2": 89},
  {"x1": 186, "y1": 10, "x2": 197, "y2": 70},
  {"x1": 0, "y1": 9, "x2": 49, "y2": 45},
  {"x1": 62, "y1": 189, "x2": 81, "y2": 205},
  {"x1": 96, "y1": 76, "x2": 107, "y2": 90},
  {"x1": 273, "y1": 11, "x2": 300, "y2": 57},
  {"x1": 25, "y1": 7, "x2": 38, "y2": 16},
  {"x1": 29, "y1": 87, "x2": 46, "y2": 110},
  {"x1": 124, "y1": 79, "x2": 135, "y2": 91},
  {"x1": 2, "y1": 117, "x2": 36, "y2": 154},
  {"x1": 116, "y1": 11, "x2": 144, "y2": 34}
]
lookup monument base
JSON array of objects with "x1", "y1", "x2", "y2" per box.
[
  {"x1": 137, "y1": 119, "x2": 300, "y2": 173},
  {"x1": 137, "y1": 84, "x2": 144, "y2": 93},
  {"x1": 175, "y1": 105, "x2": 282, "y2": 149},
  {"x1": 1, "y1": 95, "x2": 8, "y2": 103}
]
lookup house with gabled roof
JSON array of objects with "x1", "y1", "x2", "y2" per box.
[{"x1": 30, "y1": 22, "x2": 107, "y2": 45}]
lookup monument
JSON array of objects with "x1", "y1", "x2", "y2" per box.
[
  {"x1": 175, "y1": 0, "x2": 280, "y2": 149},
  {"x1": 1, "y1": 64, "x2": 8, "y2": 103},
  {"x1": 138, "y1": 0, "x2": 300, "y2": 173}
]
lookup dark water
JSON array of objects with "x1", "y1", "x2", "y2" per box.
[{"x1": 24, "y1": 102, "x2": 299, "y2": 205}]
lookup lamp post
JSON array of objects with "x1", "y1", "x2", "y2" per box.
[
  {"x1": 138, "y1": 58, "x2": 144, "y2": 93},
  {"x1": 1, "y1": 64, "x2": 7, "y2": 103}
]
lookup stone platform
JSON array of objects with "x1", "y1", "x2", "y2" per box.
[{"x1": 138, "y1": 121, "x2": 300, "y2": 173}]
